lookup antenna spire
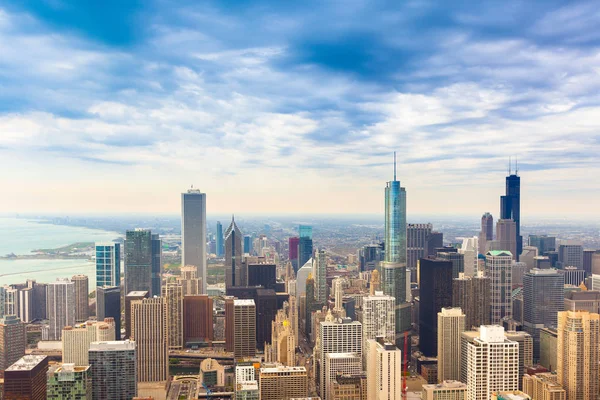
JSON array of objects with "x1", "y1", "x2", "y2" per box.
[
  {"x1": 515, "y1": 156, "x2": 519, "y2": 176},
  {"x1": 508, "y1": 156, "x2": 511, "y2": 175},
  {"x1": 394, "y1": 151, "x2": 397, "y2": 181}
]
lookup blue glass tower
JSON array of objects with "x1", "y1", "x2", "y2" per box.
[
  {"x1": 151, "y1": 234, "x2": 162, "y2": 297},
  {"x1": 96, "y1": 243, "x2": 120, "y2": 288},
  {"x1": 244, "y1": 235, "x2": 252, "y2": 254},
  {"x1": 216, "y1": 221, "x2": 224, "y2": 257},
  {"x1": 501, "y1": 164, "x2": 522, "y2": 260},
  {"x1": 298, "y1": 225, "x2": 313, "y2": 268}
]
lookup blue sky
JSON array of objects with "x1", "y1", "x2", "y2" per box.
[{"x1": 1, "y1": 0, "x2": 599, "y2": 216}]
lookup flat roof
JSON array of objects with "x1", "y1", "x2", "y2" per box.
[
  {"x1": 6, "y1": 355, "x2": 47, "y2": 371},
  {"x1": 89, "y1": 340, "x2": 136, "y2": 351},
  {"x1": 234, "y1": 299, "x2": 255, "y2": 306}
]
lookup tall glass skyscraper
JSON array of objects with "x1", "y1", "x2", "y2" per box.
[
  {"x1": 181, "y1": 188, "x2": 207, "y2": 293},
  {"x1": 501, "y1": 171, "x2": 522, "y2": 259},
  {"x1": 298, "y1": 225, "x2": 313, "y2": 269},
  {"x1": 381, "y1": 154, "x2": 411, "y2": 342},
  {"x1": 151, "y1": 234, "x2": 162, "y2": 297},
  {"x1": 96, "y1": 243, "x2": 120, "y2": 288},
  {"x1": 125, "y1": 229, "x2": 153, "y2": 296},
  {"x1": 216, "y1": 221, "x2": 224, "y2": 257}
]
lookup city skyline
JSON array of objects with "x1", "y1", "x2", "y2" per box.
[{"x1": 1, "y1": 1, "x2": 600, "y2": 215}]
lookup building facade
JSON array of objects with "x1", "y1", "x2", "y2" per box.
[
  {"x1": 47, "y1": 364, "x2": 92, "y2": 400},
  {"x1": 486, "y1": 251, "x2": 513, "y2": 324},
  {"x1": 437, "y1": 308, "x2": 465, "y2": 382},
  {"x1": 181, "y1": 188, "x2": 207, "y2": 293},
  {"x1": 46, "y1": 278, "x2": 75, "y2": 341},
  {"x1": 131, "y1": 297, "x2": 168, "y2": 383},
  {"x1": 72, "y1": 274, "x2": 90, "y2": 323},
  {"x1": 89, "y1": 340, "x2": 137, "y2": 400},
  {"x1": 95, "y1": 242, "x2": 120, "y2": 288},
  {"x1": 125, "y1": 229, "x2": 154, "y2": 296},
  {"x1": 0, "y1": 315, "x2": 26, "y2": 373}
]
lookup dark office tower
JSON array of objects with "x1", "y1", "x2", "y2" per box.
[
  {"x1": 305, "y1": 274, "x2": 316, "y2": 336},
  {"x1": 0, "y1": 315, "x2": 26, "y2": 372},
  {"x1": 425, "y1": 232, "x2": 443, "y2": 258},
  {"x1": 124, "y1": 291, "x2": 149, "y2": 340},
  {"x1": 583, "y1": 249, "x2": 595, "y2": 276},
  {"x1": 437, "y1": 252, "x2": 464, "y2": 279},
  {"x1": 478, "y1": 212, "x2": 494, "y2": 255},
  {"x1": 29, "y1": 281, "x2": 47, "y2": 320},
  {"x1": 216, "y1": 221, "x2": 224, "y2": 257},
  {"x1": 4, "y1": 355, "x2": 48, "y2": 400},
  {"x1": 89, "y1": 341, "x2": 137, "y2": 400},
  {"x1": 558, "y1": 242, "x2": 583, "y2": 269},
  {"x1": 125, "y1": 229, "x2": 153, "y2": 296},
  {"x1": 559, "y1": 267, "x2": 586, "y2": 286},
  {"x1": 96, "y1": 286, "x2": 121, "y2": 339},
  {"x1": 500, "y1": 168, "x2": 522, "y2": 260},
  {"x1": 256, "y1": 288, "x2": 277, "y2": 349},
  {"x1": 298, "y1": 225, "x2": 313, "y2": 269},
  {"x1": 523, "y1": 269, "x2": 564, "y2": 362},
  {"x1": 184, "y1": 295, "x2": 214, "y2": 345},
  {"x1": 248, "y1": 263, "x2": 276, "y2": 289},
  {"x1": 225, "y1": 216, "x2": 243, "y2": 288},
  {"x1": 528, "y1": 235, "x2": 556, "y2": 255},
  {"x1": 418, "y1": 258, "x2": 453, "y2": 357},
  {"x1": 407, "y1": 223, "x2": 433, "y2": 281},
  {"x1": 151, "y1": 234, "x2": 162, "y2": 296},
  {"x1": 382, "y1": 154, "x2": 411, "y2": 344},
  {"x1": 181, "y1": 188, "x2": 207, "y2": 294},
  {"x1": 244, "y1": 235, "x2": 252, "y2": 255},
  {"x1": 289, "y1": 237, "x2": 300, "y2": 272}
]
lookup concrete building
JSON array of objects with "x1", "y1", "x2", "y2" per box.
[
  {"x1": 325, "y1": 353, "x2": 361, "y2": 400},
  {"x1": 88, "y1": 340, "x2": 137, "y2": 400},
  {"x1": 259, "y1": 365, "x2": 308, "y2": 400},
  {"x1": 125, "y1": 290, "x2": 149, "y2": 340},
  {"x1": 131, "y1": 297, "x2": 168, "y2": 383},
  {"x1": 200, "y1": 358, "x2": 225, "y2": 387},
  {"x1": 504, "y1": 330, "x2": 533, "y2": 389},
  {"x1": 564, "y1": 290, "x2": 600, "y2": 314},
  {"x1": 47, "y1": 363, "x2": 92, "y2": 399},
  {"x1": 437, "y1": 308, "x2": 465, "y2": 382},
  {"x1": 181, "y1": 188, "x2": 207, "y2": 293},
  {"x1": 0, "y1": 315, "x2": 26, "y2": 372},
  {"x1": 558, "y1": 267, "x2": 585, "y2": 286},
  {"x1": 183, "y1": 295, "x2": 214, "y2": 344},
  {"x1": 459, "y1": 237, "x2": 478, "y2": 277},
  {"x1": 463, "y1": 326, "x2": 519, "y2": 400},
  {"x1": 452, "y1": 272, "x2": 491, "y2": 330},
  {"x1": 331, "y1": 373, "x2": 367, "y2": 400},
  {"x1": 366, "y1": 337, "x2": 402, "y2": 400},
  {"x1": 422, "y1": 381, "x2": 467, "y2": 400},
  {"x1": 485, "y1": 251, "x2": 513, "y2": 324},
  {"x1": 556, "y1": 311, "x2": 599, "y2": 400},
  {"x1": 3, "y1": 355, "x2": 48, "y2": 400},
  {"x1": 362, "y1": 292, "x2": 395, "y2": 365},
  {"x1": 162, "y1": 281, "x2": 184, "y2": 350},
  {"x1": 495, "y1": 219, "x2": 517, "y2": 261},
  {"x1": 234, "y1": 299, "x2": 256, "y2": 359},
  {"x1": 177, "y1": 266, "x2": 203, "y2": 296},
  {"x1": 314, "y1": 249, "x2": 328, "y2": 305},
  {"x1": 47, "y1": 278, "x2": 76, "y2": 341},
  {"x1": 72, "y1": 275, "x2": 90, "y2": 323},
  {"x1": 522, "y1": 373, "x2": 566, "y2": 400},
  {"x1": 62, "y1": 319, "x2": 116, "y2": 366},
  {"x1": 558, "y1": 243, "x2": 583, "y2": 270}
]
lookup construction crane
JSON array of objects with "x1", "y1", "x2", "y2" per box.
[{"x1": 402, "y1": 331, "x2": 408, "y2": 400}]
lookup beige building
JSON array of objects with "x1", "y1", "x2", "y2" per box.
[
  {"x1": 522, "y1": 373, "x2": 566, "y2": 400},
  {"x1": 366, "y1": 338, "x2": 402, "y2": 400},
  {"x1": 0, "y1": 315, "x2": 26, "y2": 371},
  {"x1": 234, "y1": 299, "x2": 256, "y2": 359},
  {"x1": 62, "y1": 319, "x2": 116, "y2": 366},
  {"x1": 131, "y1": 297, "x2": 169, "y2": 383},
  {"x1": 331, "y1": 373, "x2": 367, "y2": 400},
  {"x1": 177, "y1": 266, "x2": 203, "y2": 296},
  {"x1": 437, "y1": 308, "x2": 465, "y2": 382},
  {"x1": 504, "y1": 330, "x2": 533, "y2": 389},
  {"x1": 200, "y1": 358, "x2": 225, "y2": 387},
  {"x1": 325, "y1": 353, "x2": 362, "y2": 400},
  {"x1": 162, "y1": 281, "x2": 184, "y2": 349},
  {"x1": 422, "y1": 380, "x2": 467, "y2": 400},
  {"x1": 259, "y1": 365, "x2": 308, "y2": 400},
  {"x1": 557, "y1": 311, "x2": 599, "y2": 400},
  {"x1": 72, "y1": 275, "x2": 90, "y2": 323}
]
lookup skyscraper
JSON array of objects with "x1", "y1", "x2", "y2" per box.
[
  {"x1": 162, "y1": 281, "x2": 183, "y2": 350},
  {"x1": 528, "y1": 235, "x2": 556, "y2": 255},
  {"x1": 225, "y1": 216, "x2": 243, "y2": 288},
  {"x1": 47, "y1": 364, "x2": 92, "y2": 400},
  {"x1": 124, "y1": 229, "x2": 153, "y2": 296},
  {"x1": 3, "y1": 355, "x2": 48, "y2": 400},
  {"x1": 382, "y1": 154, "x2": 410, "y2": 343},
  {"x1": 485, "y1": 251, "x2": 513, "y2": 324},
  {"x1": 233, "y1": 299, "x2": 256, "y2": 359},
  {"x1": 523, "y1": 269, "x2": 564, "y2": 361},
  {"x1": 0, "y1": 315, "x2": 26, "y2": 372},
  {"x1": 481, "y1": 212, "x2": 494, "y2": 242},
  {"x1": 131, "y1": 297, "x2": 168, "y2": 383},
  {"x1": 72, "y1": 275, "x2": 89, "y2": 323},
  {"x1": 183, "y1": 295, "x2": 214, "y2": 345},
  {"x1": 558, "y1": 242, "x2": 583, "y2": 269},
  {"x1": 259, "y1": 365, "x2": 308, "y2": 400},
  {"x1": 216, "y1": 221, "x2": 224, "y2": 257},
  {"x1": 557, "y1": 311, "x2": 599, "y2": 400},
  {"x1": 362, "y1": 292, "x2": 395, "y2": 365},
  {"x1": 46, "y1": 278, "x2": 75, "y2": 341},
  {"x1": 437, "y1": 252, "x2": 465, "y2": 279},
  {"x1": 96, "y1": 286, "x2": 121, "y2": 339},
  {"x1": 459, "y1": 236, "x2": 479, "y2": 277},
  {"x1": 177, "y1": 266, "x2": 203, "y2": 296},
  {"x1": 151, "y1": 233, "x2": 162, "y2": 296},
  {"x1": 419, "y1": 257, "x2": 453, "y2": 357},
  {"x1": 494, "y1": 219, "x2": 517, "y2": 260},
  {"x1": 89, "y1": 340, "x2": 137, "y2": 400},
  {"x1": 500, "y1": 168, "x2": 522, "y2": 259},
  {"x1": 124, "y1": 290, "x2": 148, "y2": 340},
  {"x1": 298, "y1": 225, "x2": 313, "y2": 269},
  {"x1": 407, "y1": 223, "x2": 433, "y2": 275},
  {"x1": 314, "y1": 249, "x2": 328, "y2": 305},
  {"x1": 437, "y1": 307, "x2": 465, "y2": 382},
  {"x1": 181, "y1": 188, "x2": 207, "y2": 293},
  {"x1": 366, "y1": 337, "x2": 402, "y2": 400},
  {"x1": 452, "y1": 273, "x2": 491, "y2": 330},
  {"x1": 62, "y1": 319, "x2": 116, "y2": 366},
  {"x1": 95, "y1": 242, "x2": 120, "y2": 288},
  {"x1": 289, "y1": 236, "x2": 300, "y2": 272}
]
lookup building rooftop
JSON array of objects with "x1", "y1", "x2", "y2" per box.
[
  {"x1": 49, "y1": 363, "x2": 90, "y2": 374},
  {"x1": 326, "y1": 353, "x2": 360, "y2": 359},
  {"x1": 6, "y1": 355, "x2": 47, "y2": 371},
  {"x1": 423, "y1": 380, "x2": 467, "y2": 390},
  {"x1": 89, "y1": 340, "x2": 136, "y2": 351},
  {"x1": 487, "y1": 250, "x2": 513, "y2": 257},
  {"x1": 126, "y1": 291, "x2": 149, "y2": 297},
  {"x1": 260, "y1": 365, "x2": 307, "y2": 374},
  {"x1": 234, "y1": 299, "x2": 255, "y2": 306}
]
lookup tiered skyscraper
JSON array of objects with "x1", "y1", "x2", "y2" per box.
[
  {"x1": 181, "y1": 188, "x2": 207, "y2": 293},
  {"x1": 313, "y1": 249, "x2": 328, "y2": 306},
  {"x1": 500, "y1": 165, "x2": 522, "y2": 259},
  {"x1": 382, "y1": 154, "x2": 410, "y2": 344},
  {"x1": 225, "y1": 216, "x2": 243, "y2": 288}
]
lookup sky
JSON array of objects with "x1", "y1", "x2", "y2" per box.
[{"x1": 1, "y1": 1, "x2": 600, "y2": 217}]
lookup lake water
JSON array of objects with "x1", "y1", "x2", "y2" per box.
[{"x1": 0, "y1": 218, "x2": 121, "y2": 287}]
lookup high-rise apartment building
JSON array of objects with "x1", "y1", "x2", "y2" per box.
[
  {"x1": 366, "y1": 337, "x2": 402, "y2": 400},
  {"x1": 96, "y1": 286, "x2": 121, "y2": 339},
  {"x1": 485, "y1": 251, "x2": 513, "y2": 324},
  {"x1": 259, "y1": 365, "x2": 308, "y2": 400},
  {"x1": 131, "y1": 297, "x2": 168, "y2": 383},
  {"x1": 494, "y1": 219, "x2": 517, "y2": 261},
  {"x1": 177, "y1": 266, "x2": 203, "y2": 295},
  {"x1": 298, "y1": 225, "x2": 314, "y2": 270},
  {"x1": 362, "y1": 292, "x2": 395, "y2": 365},
  {"x1": 72, "y1": 275, "x2": 89, "y2": 323},
  {"x1": 181, "y1": 188, "x2": 207, "y2": 293},
  {"x1": 463, "y1": 326, "x2": 519, "y2": 400},
  {"x1": 324, "y1": 353, "x2": 362, "y2": 400},
  {"x1": 88, "y1": 340, "x2": 137, "y2": 400},
  {"x1": 46, "y1": 278, "x2": 75, "y2": 341},
  {"x1": 319, "y1": 317, "x2": 362, "y2": 400},
  {"x1": 216, "y1": 221, "x2": 224, "y2": 257},
  {"x1": 62, "y1": 319, "x2": 116, "y2": 366},
  {"x1": 124, "y1": 290, "x2": 149, "y2": 339},
  {"x1": 3, "y1": 355, "x2": 48, "y2": 400},
  {"x1": 452, "y1": 272, "x2": 491, "y2": 330},
  {"x1": 225, "y1": 217, "x2": 244, "y2": 288},
  {"x1": 234, "y1": 299, "x2": 256, "y2": 359},
  {"x1": 500, "y1": 170, "x2": 522, "y2": 259},
  {"x1": 17, "y1": 286, "x2": 33, "y2": 323},
  {"x1": 95, "y1": 242, "x2": 120, "y2": 288},
  {"x1": 183, "y1": 295, "x2": 214, "y2": 344},
  {"x1": 162, "y1": 281, "x2": 183, "y2": 350},
  {"x1": 419, "y1": 258, "x2": 453, "y2": 357},
  {"x1": 125, "y1": 229, "x2": 153, "y2": 296},
  {"x1": 558, "y1": 243, "x2": 583, "y2": 270},
  {"x1": 522, "y1": 373, "x2": 566, "y2": 400},
  {"x1": 437, "y1": 308, "x2": 465, "y2": 382},
  {"x1": 556, "y1": 311, "x2": 599, "y2": 400},
  {"x1": 407, "y1": 223, "x2": 433, "y2": 271},
  {"x1": 47, "y1": 363, "x2": 92, "y2": 400},
  {"x1": 522, "y1": 269, "x2": 564, "y2": 361},
  {"x1": 0, "y1": 315, "x2": 26, "y2": 373},
  {"x1": 314, "y1": 249, "x2": 328, "y2": 305}
]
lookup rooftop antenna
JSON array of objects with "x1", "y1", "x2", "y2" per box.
[
  {"x1": 515, "y1": 156, "x2": 519, "y2": 176},
  {"x1": 394, "y1": 151, "x2": 397, "y2": 181},
  {"x1": 508, "y1": 156, "x2": 511, "y2": 175}
]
